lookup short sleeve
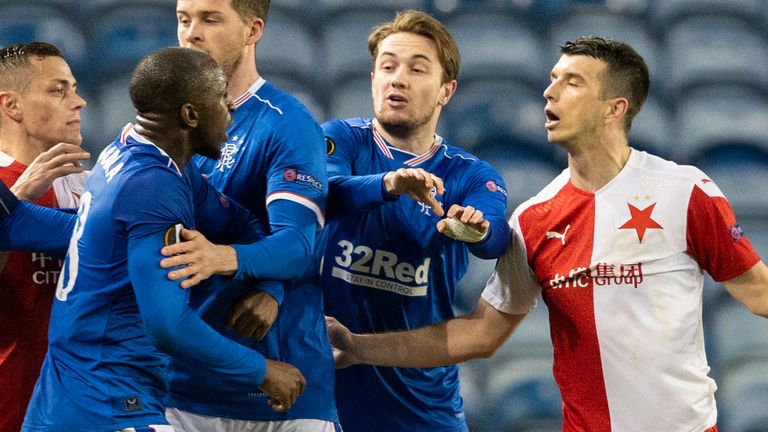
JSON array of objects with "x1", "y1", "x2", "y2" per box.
[
  {"x1": 686, "y1": 184, "x2": 760, "y2": 282},
  {"x1": 481, "y1": 218, "x2": 541, "y2": 314}
]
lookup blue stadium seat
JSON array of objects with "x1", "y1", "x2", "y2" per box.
[
  {"x1": 455, "y1": 254, "x2": 497, "y2": 313},
  {"x1": 258, "y1": 10, "x2": 319, "y2": 86},
  {"x1": 629, "y1": 96, "x2": 672, "y2": 158},
  {"x1": 0, "y1": 4, "x2": 87, "y2": 75},
  {"x1": 547, "y1": 7, "x2": 663, "y2": 82},
  {"x1": 327, "y1": 77, "x2": 373, "y2": 122},
  {"x1": 473, "y1": 144, "x2": 564, "y2": 210},
  {"x1": 458, "y1": 359, "x2": 489, "y2": 431},
  {"x1": 651, "y1": 0, "x2": 765, "y2": 30},
  {"x1": 90, "y1": 4, "x2": 178, "y2": 80},
  {"x1": 485, "y1": 354, "x2": 562, "y2": 430},
  {"x1": 320, "y1": 10, "x2": 392, "y2": 85},
  {"x1": 443, "y1": 79, "x2": 548, "y2": 153},
  {"x1": 663, "y1": 17, "x2": 768, "y2": 97},
  {"x1": 674, "y1": 85, "x2": 768, "y2": 163},
  {"x1": 94, "y1": 74, "x2": 135, "y2": 152},
  {"x1": 319, "y1": 0, "x2": 427, "y2": 16},
  {"x1": 694, "y1": 145, "x2": 768, "y2": 218},
  {"x1": 444, "y1": 11, "x2": 549, "y2": 88},
  {"x1": 717, "y1": 359, "x2": 768, "y2": 432},
  {"x1": 708, "y1": 295, "x2": 768, "y2": 367}
]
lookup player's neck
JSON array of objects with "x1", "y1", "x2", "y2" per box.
[
  {"x1": 373, "y1": 118, "x2": 436, "y2": 155},
  {"x1": 567, "y1": 134, "x2": 631, "y2": 193},
  {"x1": 228, "y1": 54, "x2": 260, "y2": 100},
  {"x1": 0, "y1": 131, "x2": 47, "y2": 166}
]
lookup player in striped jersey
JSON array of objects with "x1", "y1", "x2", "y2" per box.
[
  {"x1": 22, "y1": 47, "x2": 304, "y2": 432},
  {"x1": 320, "y1": 11, "x2": 510, "y2": 432},
  {"x1": 326, "y1": 36, "x2": 768, "y2": 432}
]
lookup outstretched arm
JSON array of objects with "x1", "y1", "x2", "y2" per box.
[{"x1": 327, "y1": 298, "x2": 526, "y2": 369}]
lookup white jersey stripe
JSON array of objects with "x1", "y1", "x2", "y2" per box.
[{"x1": 266, "y1": 191, "x2": 325, "y2": 229}]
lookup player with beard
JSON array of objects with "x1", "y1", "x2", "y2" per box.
[
  {"x1": 319, "y1": 10, "x2": 510, "y2": 432},
  {"x1": 326, "y1": 37, "x2": 768, "y2": 432},
  {"x1": 158, "y1": 1, "x2": 333, "y2": 431},
  {"x1": 21, "y1": 47, "x2": 305, "y2": 432}
]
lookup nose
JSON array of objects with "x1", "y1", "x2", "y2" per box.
[
  {"x1": 183, "y1": 21, "x2": 203, "y2": 45},
  {"x1": 72, "y1": 91, "x2": 86, "y2": 110},
  {"x1": 543, "y1": 81, "x2": 556, "y2": 101},
  {"x1": 390, "y1": 65, "x2": 408, "y2": 89}
]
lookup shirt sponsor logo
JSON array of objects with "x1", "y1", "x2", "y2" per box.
[
  {"x1": 332, "y1": 240, "x2": 430, "y2": 297},
  {"x1": 546, "y1": 224, "x2": 570, "y2": 245},
  {"x1": 549, "y1": 263, "x2": 645, "y2": 289},
  {"x1": 31, "y1": 253, "x2": 63, "y2": 285}
]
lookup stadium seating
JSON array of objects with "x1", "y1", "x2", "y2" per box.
[
  {"x1": 628, "y1": 96, "x2": 672, "y2": 159},
  {"x1": 662, "y1": 16, "x2": 768, "y2": 97},
  {"x1": 694, "y1": 145, "x2": 768, "y2": 218},
  {"x1": 327, "y1": 77, "x2": 373, "y2": 122},
  {"x1": 717, "y1": 359, "x2": 768, "y2": 432},
  {"x1": 673, "y1": 85, "x2": 768, "y2": 163},
  {"x1": 89, "y1": 4, "x2": 178, "y2": 81},
  {"x1": 443, "y1": 79, "x2": 549, "y2": 153},
  {"x1": 258, "y1": 10, "x2": 320, "y2": 87},
  {"x1": 651, "y1": 0, "x2": 766, "y2": 30},
  {"x1": 444, "y1": 11, "x2": 549, "y2": 88},
  {"x1": 0, "y1": 4, "x2": 87, "y2": 75},
  {"x1": 267, "y1": 76, "x2": 327, "y2": 122},
  {"x1": 94, "y1": 74, "x2": 135, "y2": 152}
]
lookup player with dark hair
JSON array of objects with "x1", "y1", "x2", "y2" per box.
[
  {"x1": 321, "y1": 10, "x2": 510, "y2": 432},
  {"x1": 327, "y1": 36, "x2": 768, "y2": 432},
  {"x1": 158, "y1": 1, "x2": 335, "y2": 431},
  {"x1": 0, "y1": 41, "x2": 91, "y2": 432},
  {"x1": 21, "y1": 47, "x2": 305, "y2": 432}
]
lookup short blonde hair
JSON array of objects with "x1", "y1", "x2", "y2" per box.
[{"x1": 368, "y1": 10, "x2": 460, "y2": 83}]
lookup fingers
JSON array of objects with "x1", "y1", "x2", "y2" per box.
[{"x1": 447, "y1": 205, "x2": 485, "y2": 225}]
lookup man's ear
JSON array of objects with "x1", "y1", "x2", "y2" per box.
[
  {"x1": 438, "y1": 80, "x2": 457, "y2": 107},
  {"x1": 0, "y1": 91, "x2": 22, "y2": 122},
  {"x1": 180, "y1": 103, "x2": 199, "y2": 128},
  {"x1": 604, "y1": 97, "x2": 629, "y2": 126},
  {"x1": 246, "y1": 17, "x2": 265, "y2": 46}
]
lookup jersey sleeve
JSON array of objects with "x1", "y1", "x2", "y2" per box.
[
  {"x1": 0, "y1": 202, "x2": 75, "y2": 255},
  {"x1": 128, "y1": 232, "x2": 266, "y2": 384},
  {"x1": 481, "y1": 216, "x2": 541, "y2": 314},
  {"x1": 324, "y1": 119, "x2": 398, "y2": 216},
  {"x1": 461, "y1": 161, "x2": 510, "y2": 259},
  {"x1": 0, "y1": 179, "x2": 18, "y2": 223},
  {"x1": 116, "y1": 168, "x2": 267, "y2": 383},
  {"x1": 264, "y1": 111, "x2": 327, "y2": 229},
  {"x1": 686, "y1": 183, "x2": 760, "y2": 282}
]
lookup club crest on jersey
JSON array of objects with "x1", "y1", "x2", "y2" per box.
[
  {"x1": 729, "y1": 223, "x2": 745, "y2": 241},
  {"x1": 283, "y1": 168, "x2": 323, "y2": 191},
  {"x1": 216, "y1": 136, "x2": 243, "y2": 172},
  {"x1": 325, "y1": 137, "x2": 336, "y2": 156},
  {"x1": 619, "y1": 202, "x2": 663, "y2": 242}
]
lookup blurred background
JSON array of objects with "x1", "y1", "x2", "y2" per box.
[{"x1": 2, "y1": 0, "x2": 767, "y2": 430}]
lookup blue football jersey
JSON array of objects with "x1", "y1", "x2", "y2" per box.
[
  {"x1": 321, "y1": 118, "x2": 510, "y2": 432},
  {"x1": 166, "y1": 79, "x2": 336, "y2": 422},
  {"x1": 22, "y1": 125, "x2": 268, "y2": 432}
]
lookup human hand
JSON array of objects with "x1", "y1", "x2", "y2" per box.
[
  {"x1": 436, "y1": 204, "x2": 489, "y2": 243},
  {"x1": 160, "y1": 228, "x2": 238, "y2": 288},
  {"x1": 228, "y1": 291, "x2": 278, "y2": 340},
  {"x1": 260, "y1": 359, "x2": 306, "y2": 412},
  {"x1": 12, "y1": 143, "x2": 90, "y2": 201},
  {"x1": 383, "y1": 168, "x2": 445, "y2": 217},
  {"x1": 325, "y1": 316, "x2": 358, "y2": 369}
]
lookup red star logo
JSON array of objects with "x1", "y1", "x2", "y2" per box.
[{"x1": 619, "y1": 202, "x2": 663, "y2": 242}]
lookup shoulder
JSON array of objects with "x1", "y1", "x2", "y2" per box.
[
  {"x1": 321, "y1": 118, "x2": 372, "y2": 149},
  {"x1": 629, "y1": 149, "x2": 724, "y2": 198},
  {"x1": 250, "y1": 82, "x2": 318, "y2": 127},
  {"x1": 512, "y1": 169, "x2": 571, "y2": 219}
]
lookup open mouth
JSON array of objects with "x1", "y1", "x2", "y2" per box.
[
  {"x1": 544, "y1": 108, "x2": 560, "y2": 128},
  {"x1": 387, "y1": 94, "x2": 407, "y2": 104}
]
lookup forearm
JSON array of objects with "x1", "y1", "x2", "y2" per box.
[
  {"x1": 327, "y1": 173, "x2": 394, "y2": 217},
  {"x1": 0, "y1": 202, "x2": 76, "y2": 253},
  {"x1": 467, "y1": 216, "x2": 511, "y2": 259},
  {"x1": 350, "y1": 300, "x2": 525, "y2": 368}
]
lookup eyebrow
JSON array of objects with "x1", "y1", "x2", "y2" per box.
[
  {"x1": 379, "y1": 52, "x2": 433, "y2": 63},
  {"x1": 176, "y1": 9, "x2": 225, "y2": 18}
]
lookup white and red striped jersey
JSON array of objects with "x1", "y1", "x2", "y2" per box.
[{"x1": 483, "y1": 149, "x2": 759, "y2": 432}]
